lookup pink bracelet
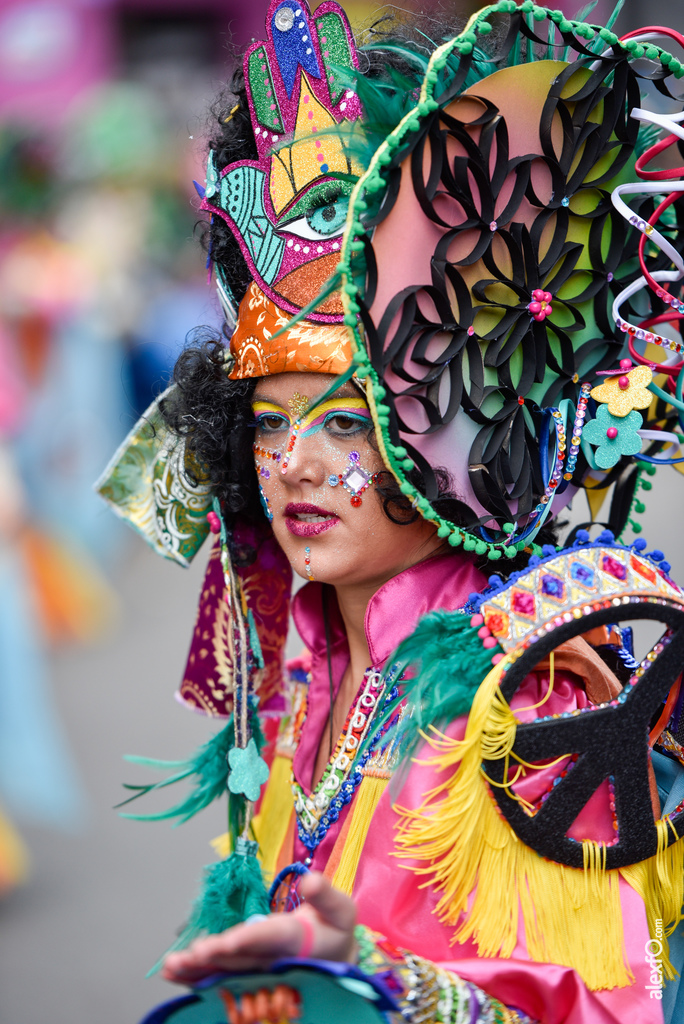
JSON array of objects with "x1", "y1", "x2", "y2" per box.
[{"x1": 297, "y1": 915, "x2": 315, "y2": 959}]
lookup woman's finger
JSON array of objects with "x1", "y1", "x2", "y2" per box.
[{"x1": 298, "y1": 872, "x2": 356, "y2": 933}]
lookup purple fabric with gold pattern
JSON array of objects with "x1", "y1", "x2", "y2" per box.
[{"x1": 178, "y1": 523, "x2": 292, "y2": 718}]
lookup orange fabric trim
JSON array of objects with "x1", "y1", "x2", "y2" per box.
[
  {"x1": 534, "y1": 635, "x2": 622, "y2": 705},
  {"x1": 228, "y1": 282, "x2": 352, "y2": 379},
  {"x1": 323, "y1": 809, "x2": 353, "y2": 882}
]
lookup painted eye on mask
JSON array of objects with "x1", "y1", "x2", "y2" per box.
[{"x1": 282, "y1": 196, "x2": 349, "y2": 240}]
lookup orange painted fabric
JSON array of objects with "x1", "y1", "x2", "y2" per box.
[{"x1": 228, "y1": 282, "x2": 352, "y2": 379}]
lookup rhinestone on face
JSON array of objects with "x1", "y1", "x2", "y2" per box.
[
  {"x1": 328, "y1": 474, "x2": 339, "y2": 486},
  {"x1": 343, "y1": 465, "x2": 371, "y2": 493}
]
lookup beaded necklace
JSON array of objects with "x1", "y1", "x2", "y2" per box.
[
  {"x1": 269, "y1": 666, "x2": 401, "y2": 912},
  {"x1": 291, "y1": 666, "x2": 400, "y2": 852}
]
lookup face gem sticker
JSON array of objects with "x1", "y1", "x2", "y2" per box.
[{"x1": 342, "y1": 465, "x2": 371, "y2": 494}]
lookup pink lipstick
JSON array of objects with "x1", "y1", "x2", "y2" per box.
[{"x1": 284, "y1": 502, "x2": 340, "y2": 537}]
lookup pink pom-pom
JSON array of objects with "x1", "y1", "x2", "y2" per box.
[
  {"x1": 491, "y1": 652, "x2": 504, "y2": 665},
  {"x1": 483, "y1": 636, "x2": 497, "y2": 649},
  {"x1": 477, "y1": 625, "x2": 491, "y2": 639},
  {"x1": 470, "y1": 614, "x2": 484, "y2": 628},
  {"x1": 207, "y1": 511, "x2": 221, "y2": 534}
]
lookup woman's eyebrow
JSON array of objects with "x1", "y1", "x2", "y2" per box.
[{"x1": 251, "y1": 397, "x2": 289, "y2": 409}]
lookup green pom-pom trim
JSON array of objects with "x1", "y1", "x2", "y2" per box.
[
  {"x1": 487, "y1": 548, "x2": 503, "y2": 560},
  {"x1": 448, "y1": 531, "x2": 463, "y2": 547}
]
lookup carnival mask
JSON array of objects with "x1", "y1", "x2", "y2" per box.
[{"x1": 200, "y1": 0, "x2": 363, "y2": 322}]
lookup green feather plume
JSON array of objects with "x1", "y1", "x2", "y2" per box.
[
  {"x1": 148, "y1": 839, "x2": 270, "y2": 975},
  {"x1": 387, "y1": 609, "x2": 502, "y2": 764},
  {"x1": 117, "y1": 711, "x2": 264, "y2": 826}
]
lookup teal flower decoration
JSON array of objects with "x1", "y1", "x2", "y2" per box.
[
  {"x1": 228, "y1": 738, "x2": 269, "y2": 802},
  {"x1": 583, "y1": 405, "x2": 643, "y2": 469}
]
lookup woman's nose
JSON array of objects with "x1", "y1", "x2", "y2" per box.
[{"x1": 280, "y1": 432, "x2": 327, "y2": 489}]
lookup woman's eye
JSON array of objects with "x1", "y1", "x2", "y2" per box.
[
  {"x1": 325, "y1": 413, "x2": 366, "y2": 434},
  {"x1": 281, "y1": 197, "x2": 349, "y2": 240},
  {"x1": 257, "y1": 414, "x2": 289, "y2": 432}
]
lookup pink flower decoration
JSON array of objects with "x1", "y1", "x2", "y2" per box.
[{"x1": 528, "y1": 288, "x2": 553, "y2": 321}]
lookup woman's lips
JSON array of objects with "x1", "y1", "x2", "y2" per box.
[{"x1": 284, "y1": 502, "x2": 340, "y2": 537}]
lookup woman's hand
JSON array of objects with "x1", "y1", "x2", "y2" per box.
[{"x1": 161, "y1": 871, "x2": 357, "y2": 984}]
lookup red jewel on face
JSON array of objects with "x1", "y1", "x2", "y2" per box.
[{"x1": 350, "y1": 495, "x2": 362, "y2": 507}]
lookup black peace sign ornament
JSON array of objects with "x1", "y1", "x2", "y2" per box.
[{"x1": 476, "y1": 535, "x2": 684, "y2": 870}]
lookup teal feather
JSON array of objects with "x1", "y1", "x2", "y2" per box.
[
  {"x1": 386, "y1": 610, "x2": 501, "y2": 764},
  {"x1": 148, "y1": 842, "x2": 270, "y2": 975},
  {"x1": 118, "y1": 711, "x2": 264, "y2": 826}
]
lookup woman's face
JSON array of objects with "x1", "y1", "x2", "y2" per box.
[{"x1": 252, "y1": 372, "x2": 443, "y2": 588}]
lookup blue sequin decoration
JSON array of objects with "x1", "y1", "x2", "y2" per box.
[
  {"x1": 272, "y1": 1, "x2": 321, "y2": 98},
  {"x1": 541, "y1": 574, "x2": 565, "y2": 600},
  {"x1": 570, "y1": 561, "x2": 595, "y2": 588}
]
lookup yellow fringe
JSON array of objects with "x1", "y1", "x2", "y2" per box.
[
  {"x1": 251, "y1": 753, "x2": 296, "y2": 877},
  {"x1": 620, "y1": 818, "x2": 684, "y2": 981},
  {"x1": 332, "y1": 772, "x2": 389, "y2": 895},
  {"x1": 394, "y1": 655, "x2": 643, "y2": 991},
  {"x1": 210, "y1": 831, "x2": 232, "y2": 859}
]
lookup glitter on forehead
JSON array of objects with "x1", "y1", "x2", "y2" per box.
[{"x1": 288, "y1": 392, "x2": 311, "y2": 418}]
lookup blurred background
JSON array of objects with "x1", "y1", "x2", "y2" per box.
[{"x1": 0, "y1": 0, "x2": 683, "y2": 1022}]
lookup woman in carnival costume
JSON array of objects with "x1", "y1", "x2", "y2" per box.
[{"x1": 97, "y1": 3, "x2": 684, "y2": 1022}]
